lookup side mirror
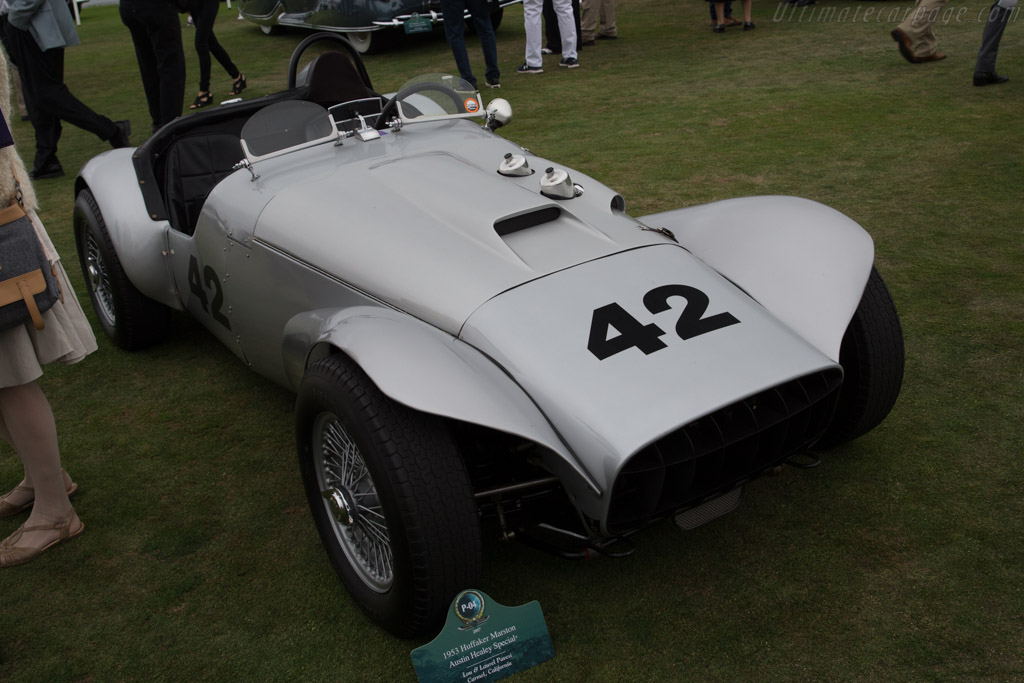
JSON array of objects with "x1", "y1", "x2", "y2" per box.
[{"x1": 485, "y1": 98, "x2": 512, "y2": 130}]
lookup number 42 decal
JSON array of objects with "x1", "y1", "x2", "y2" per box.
[
  {"x1": 587, "y1": 284, "x2": 739, "y2": 360},
  {"x1": 188, "y1": 255, "x2": 231, "y2": 330}
]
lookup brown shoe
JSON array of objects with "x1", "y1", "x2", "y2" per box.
[
  {"x1": 0, "y1": 510, "x2": 84, "y2": 568},
  {"x1": 890, "y1": 28, "x2": 919, "y2": 64},
  {"x1": 918, "y1": 52, "x2": 947, "y2": 62},
  {"x1": 0, "y1": 470, "x2": 78, "y2": 519},
  {"x1": 723, "y1": 17, "x2": 743, "y2": 27}
]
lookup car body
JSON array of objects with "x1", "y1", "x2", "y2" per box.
[
  {"x1": 237, "y1": 0, "x2": 517, "y2": 53},
  {"x1": 73, "y1": 35, "x2": 904, "y2": 637}
]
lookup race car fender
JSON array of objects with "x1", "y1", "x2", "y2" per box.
[
  {"x1": 639, "y1": 196, "x2": 874, "y2": 361},
  {"x1": 76, "y1": 150, "x2": 181, "y2": 310},
  {"x1": 282, "y1": 306, "x2": 602, "y2": 496}
]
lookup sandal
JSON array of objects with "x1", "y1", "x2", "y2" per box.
[
  {"x1": 189, "y1": 92, "x2": 214, "y2": 110},
  {"x1": 0, "y1": 509, "x2": 84, "y2": 568},
  {"x1": 0, "y1": 470, "x2": 78, "y2": 519},
  {"x1": 229, "y1": 74, "x2": 247, "y2": 96}
]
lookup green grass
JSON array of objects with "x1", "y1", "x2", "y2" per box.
[{"x1": 1, "y1": 1, "x2": 1022, "y2": 680}]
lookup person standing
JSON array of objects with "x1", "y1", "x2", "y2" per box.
[
  {"x1": 119, "y1": 0, "x2": 186, "y2": 134},
  {"x1": 187, "y1": 0, "x2": 245, "y2": 109},
  {"x1": 890, "y1": 0, "x2": 949, "y2": 63},
  {"x1": 580, "y1": 0, "x2": 617, "y2": 43},
  {"x1": 973, "y1": 0, "x2": 1016, "y2": 86},
  {"x1": 0, "y1": 0, "x2": 130, "y2": 180},
  {"x1": 520, "y1": 0, "x2": 578, "y2": 72},
  {"x1": 0, "y1": 47, "x2": 95, "y2": 567},
  {"x1": 542, "y1": 0, "x2": 581, "y2": 53},
  {"x1": 440, "y1": 0, "x2": 501, "y2": 89}
]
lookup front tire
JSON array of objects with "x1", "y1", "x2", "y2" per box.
[
  {"x1": 816, "y1": 267, "x2": 905, "y2": 447},
  {"x1": 296, "y1": 354, "x2": 481, "y2": 637},
  {"x1": 73, "y1": 189, "x2": 171, "y2": 350}
]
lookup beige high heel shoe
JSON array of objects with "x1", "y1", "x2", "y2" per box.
[
  {"x1": 0, "y1": 509, "x2": 84, "y2": 567},
  {"x1": 0, "y1": 469, "x2": 78, "y2": 518}
]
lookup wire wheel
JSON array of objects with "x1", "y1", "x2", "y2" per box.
[
  {"x1": 84, "y1": 230, "x2": 116, "y2": 327},
  {"x1": 313, "y1": 412, "x2": 393, "y2": 592}
]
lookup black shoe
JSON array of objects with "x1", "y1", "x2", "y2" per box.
[
  {"x1": 109, "y1": 120, "x2": 131, "y2": 149},
  {"x1": 596, "y1": 34, "x2": 617, "y2": 40},
  {"x1": 713, "y1": 24, "x2": 725, "y2": 33},
  {"x1": 973, "y1": 72, "x2": 1009, "y2": 86},
  {"x1": 29, "y1": 160, "x2": 64, "y2": 180},
  {"x1": 486, "y1": 76, "x2": 501, "y2": 88},
  {"x1": 743, "y1": 21, "x2": 756, "y2": 30}
]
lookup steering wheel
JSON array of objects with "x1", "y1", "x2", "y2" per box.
[
  {"x1": 379, "y1": 82, "x2": 469, "y2": 126},
  {"x1": 287, "y1": 32, "x2": 373, "y2": 91}
]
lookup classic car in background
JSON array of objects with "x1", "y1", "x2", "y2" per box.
[
  {"x1": 73, "y1": 34, "x2": 904, "y2": 637},
  {"x1": 237, "y1": 0, "x2": 517, "y2": 53}
]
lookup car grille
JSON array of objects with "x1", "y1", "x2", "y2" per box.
[{"x1": 606, "y1": 368, "x2": 843, "y2": 534}]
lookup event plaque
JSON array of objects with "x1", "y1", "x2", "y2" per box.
[{"x1": 411, "y1": 590, "x2": 554, "y2": 683}]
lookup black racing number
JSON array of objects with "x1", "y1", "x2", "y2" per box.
[
  {"x1": 587, "y1": 303, "x2": 668, "y2": 360},
  {"x1": 188, "y1": 255, "x2": 231, "y2": 330},
  {"x1": 643, "y1": 284, "x2": 740, "y2": 340},
  {"x1": 588, "y1": 284, "x2": 739, "y2": 360}
]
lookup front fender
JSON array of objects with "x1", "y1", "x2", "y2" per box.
[
  {"x1": 282, "y1": 307, "x2": 601, "y2": 496},
  {"x1": 77, "y1": 150, "x2": 181, "y2": 310},
  {"x1": 639, "y1": 196, "x2": 874, "y2": 361}
]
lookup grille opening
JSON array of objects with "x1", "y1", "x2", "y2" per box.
[{"x1": 607, "y1": 368, "x2": 842, "y2": 533}]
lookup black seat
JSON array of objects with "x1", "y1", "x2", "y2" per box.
[
  {"x1": 162, "y1": 132, "x2": 244, "y2": 235},
  {"x1": 303, "y1": 51, "x2": 376, "y2": 109}
]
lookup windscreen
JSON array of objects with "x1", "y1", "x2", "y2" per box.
[{"x1": 240, "y1": 100, "x2": 335, "y2": 157}]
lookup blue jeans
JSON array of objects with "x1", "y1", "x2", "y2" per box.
[{"x1": 440, "y1": 0, "x2": 500, "y2": 86}]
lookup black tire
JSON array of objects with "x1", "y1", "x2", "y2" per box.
[
  {"x1": 816, "y1": 267, "x2": 905, "y2": 448},
  {"x1": 296, "y1": 354, "x2": 481, "y2": 637},
  {"x1": 73, "y1": 189, "x2": 171, "y2": 350}
]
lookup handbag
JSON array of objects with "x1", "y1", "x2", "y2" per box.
[{"x1": 0, "y1": 180, "x2": 62, "y2": 331}]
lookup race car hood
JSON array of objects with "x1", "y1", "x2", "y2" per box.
[
  {"x1": 460, "y1": 244, "x2": 841, "y2": 493},
  {"x1": 251, "y1": 123, "x2": 662, "y2": 335}
]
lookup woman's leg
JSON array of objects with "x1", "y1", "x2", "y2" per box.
[
  {"x1": 0, "y1": 382, "x2": 80, "y2": 551},
  {"x1": 192, "y1": 0, "x2": 217, "y2": 92}
]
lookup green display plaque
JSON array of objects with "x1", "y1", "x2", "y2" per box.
[
  {"x1": 411, "y1": 590, "x2": 554, "y2": 683},
  {"x1": 404, "y1": 13, "x2": 433, "y2": 34}
]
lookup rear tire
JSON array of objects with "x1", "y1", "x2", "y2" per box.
[
  {"x1": 73, "y1": 189, "x2": 171, "y2": 350},
  {"x1": 816, "y1": 267, "x2": 905, "y2": 447},
  {"x1": 296, "y1": 354, "x2": 481, "y2": 637}
]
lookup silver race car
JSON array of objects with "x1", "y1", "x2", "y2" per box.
[{"x1": 74, "y1": 35, "x2": 904, "y2": 637}]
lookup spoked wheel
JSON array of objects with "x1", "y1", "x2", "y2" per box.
[
  {"x1": 816, "y1": 266, "x2": 905, "y2": 448},
  {"x1": 296, "y1": 354, "x2": 481, "y2": 637},
  {"x1": 312, "y1": 412, "x2": 394, "y2": 593},
  {"x1": 73, "y1": 189, "x2": 171, "y2": 350}
]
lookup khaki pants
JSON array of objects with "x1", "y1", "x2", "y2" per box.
[
  {"x1": 897, "y1": 0, "x2": 951, "y2": 58},
  {"x1": 581, "y1": 0, "x2": 617, "y2": 41}
]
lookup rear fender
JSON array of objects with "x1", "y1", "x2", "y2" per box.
[
  {"x1": 282, "y1": 307, "x2": 602, "y2": 500},
  {"x1": 76, "y1": 150, "x2": 181, "y2": 310},
  {"x1": 639, "y1": 196, "x2": 874, "y2": 361}
]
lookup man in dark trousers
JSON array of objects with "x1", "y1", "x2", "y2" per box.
[
  {"x1": 973, "y1": 0, "x2": 1016, "y2": 86},
  {"x1": 1, "y1": 0, "x2": 130, "y2": 179},
  {"x1": 440, "y1": 0, "x2": 501, "y2": 89},
  {"x1": 120, "y1": 0, "x2": 186, "y2": 133}
]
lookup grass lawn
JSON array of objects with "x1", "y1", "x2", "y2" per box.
[{"x1": 1, "y1": 0, "x2": 1022, "y2": 680}]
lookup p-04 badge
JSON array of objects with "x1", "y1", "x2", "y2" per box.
[{"x1": 455, "y1": 590, "x2": 489, "y2": 630}]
